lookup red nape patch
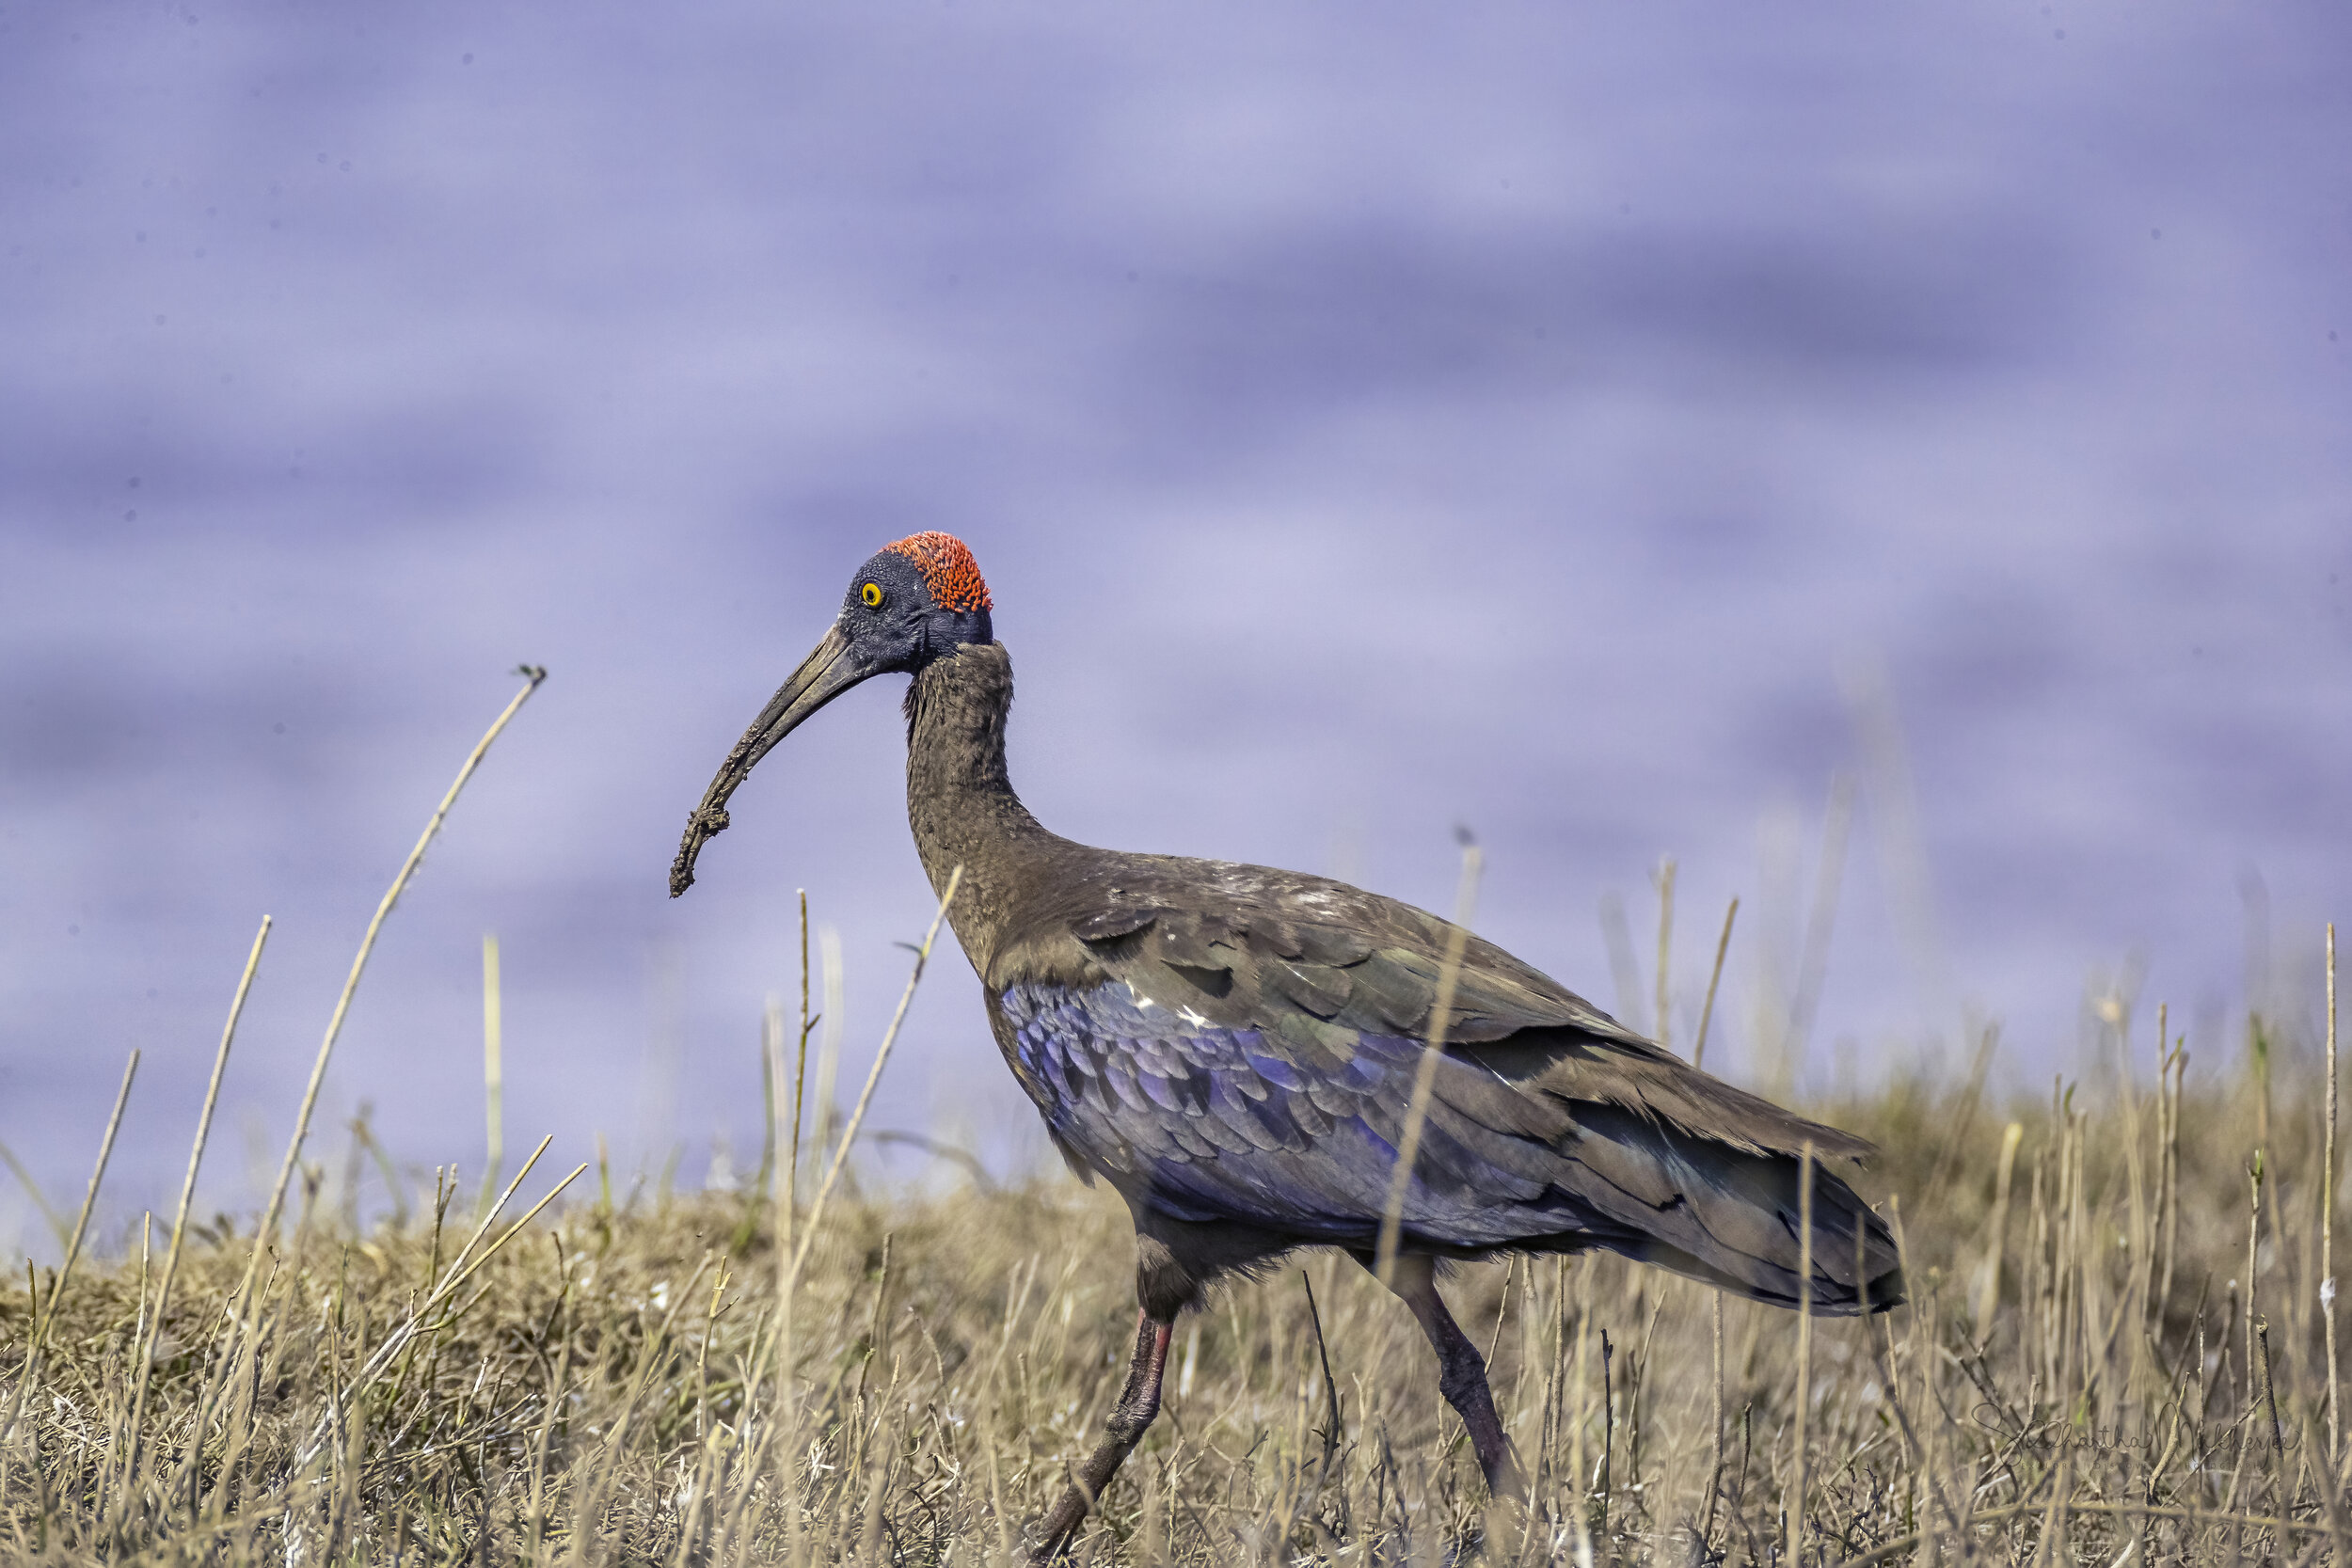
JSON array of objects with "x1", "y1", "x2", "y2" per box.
[{"x1": 882, "y1": 531, "x2": 993, "y2": 612}]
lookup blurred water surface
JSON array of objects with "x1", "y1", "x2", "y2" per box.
[{"x1": 1, "y1": 1, "x2": 2345, "y2": 1243}]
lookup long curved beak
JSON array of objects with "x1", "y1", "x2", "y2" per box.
[{"x1": 670, "y1": 619, "x2": 869, "y2": 896}]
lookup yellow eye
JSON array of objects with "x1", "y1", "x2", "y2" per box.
[{"x1": 860, "y1": 581, "x2": 883, "y2": 608}]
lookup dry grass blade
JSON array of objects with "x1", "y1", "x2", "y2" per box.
[
  {"x1": 1694, "y1": 892, "x2": 1738, "y2": 1550},
  {"x1": 116, "y1": 915, "x2": 271, "y2": 1528},
  {"x1": 0, "y1": 1049, "x2": 138, "y2": 1472},
  {"x1": 246, "y1": 664, "x2": 547, "y2": 1270},
  {"x1": 1692, "y1": 896, "x2": 1738, "y2": 1074},
  {"x1": 1652, "y1": 855, "x2": 1676, "y2": 1055},
  {"x1": 1375, "y1": 839, "x2": 1483, "y2": 1286},
  {"x1": 1789, "y1": 1139, "x2": 1814, "y2": 1567},
  {"x1": 37, "y1": 1051, "x2": 139, "y2": 1335},
  {"x1": 0, "y1": 1146, "x2": 68, "y2": 1257},
  {"x1": 2328, "y1": 921, "x2": 2340, "y2": 1462},
  {"x1": 484, "y1": 931, "x2": 505, "y2": 1206}
]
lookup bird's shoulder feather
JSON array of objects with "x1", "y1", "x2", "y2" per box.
[
  {"x1": 983, "y1": 849, "x2": 1873, "y2": 1168},
  {"x1": 985, "y1": 851, "x2": 1635, "y2": 1040}
]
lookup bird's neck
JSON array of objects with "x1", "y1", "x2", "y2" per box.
[{"x1": 903, "y1": 641, "x2": 1055, "y2": 973}]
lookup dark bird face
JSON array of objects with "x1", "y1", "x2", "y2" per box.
[{"x1": 669, "y1": 531, "x2": 993, "y2": 896}]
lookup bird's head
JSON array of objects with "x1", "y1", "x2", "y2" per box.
[
  {"x1": 669, "y1": 532, "x2": 993, "y2": 896},
  {"x1": 832, "y1": 531, "x2": 997, "y2": 673}
]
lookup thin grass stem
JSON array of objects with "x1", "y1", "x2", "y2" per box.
[
  {"x1": 791, "y1": 865, "x2": 961, "y2": 1281},
  {"x1": 248, "y1": 665, "x2": 545, "y2": 1275},
  {"x1": 1789, "y1": 1139, "x2": 1814, "y2": 1568},
  {"x1": 115, "y1": 916, "x2": 271, "y2": 1533},
  {"x1": 1692, "y1": 896, "x2": 1738, "y2": 1073},
  {"x1": 1375, "y1": 838, "x2": 1483, "y2": 1286},
  {"x1": 483, "y1": 931, "x2": 504, "y2": 1206},
  {"x1": 0, "y1": 1049, "x2": 139, "y2": 1479},
  {"x1": 2327, "y1": 922, "x2": 2340, "y2": 1463}
]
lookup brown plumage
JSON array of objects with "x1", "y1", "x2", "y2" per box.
[{"x1": 673, "y1": 537, "x2": 1899, "y2": 1562}]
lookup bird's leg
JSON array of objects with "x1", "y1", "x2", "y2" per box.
[
  {"x1": 1026, "y1": 1309, "x2": 1174, "y2": 1564},
  {"x1": 1370, "y1": 1253, "x2": 1525, "y2": 1499}
]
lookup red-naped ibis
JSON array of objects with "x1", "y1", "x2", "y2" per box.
[{"x1": 671, "y1": 531, "x2": 1899, "y2": 1560}]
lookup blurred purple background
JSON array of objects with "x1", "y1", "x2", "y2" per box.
[{"x1": 3, "y1": 1, "x2": 2346, "y2": 1250}]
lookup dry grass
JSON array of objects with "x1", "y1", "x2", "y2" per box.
[{"x1": 3, "y1": 986, "x2": 2347, "y2": 1565}]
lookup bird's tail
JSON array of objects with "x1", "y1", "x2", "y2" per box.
[{"x1": 1571, "y1": 1106, "x2": 1904, "y2": 1315}]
